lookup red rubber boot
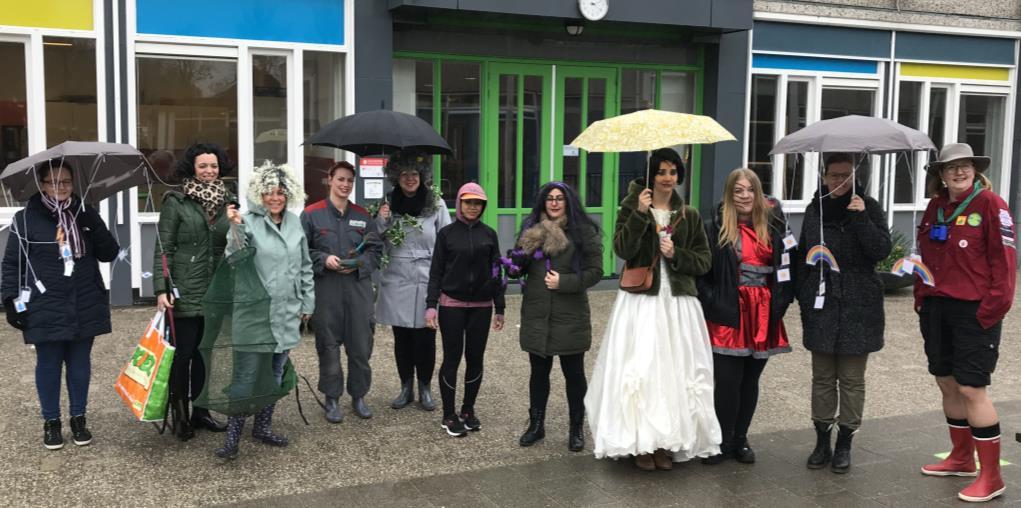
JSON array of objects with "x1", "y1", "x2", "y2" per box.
[
  {"x1": 921, "y1": 424, "x2": 977, "y2": 477},
  {"x1": 958, "y1": 435, "x2": 1005, "y2": 503}
]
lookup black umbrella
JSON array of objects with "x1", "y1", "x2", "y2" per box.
[{"x1": 303, "y1": 110, "x2": 452, "y2": 156}]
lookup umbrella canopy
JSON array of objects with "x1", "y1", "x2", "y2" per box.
[
  {"x1": 769, "y1": 115, "x2": 935, "y2": 155},
  {"x1": 304, "y1": 110, "x2": 452, "y2": 156},
  {"x1": 0, "y1": 141, "x2": 154, "y2": 204},
  {"x1": 570, "y1": 109, "x2": 736, "y2": 152}
]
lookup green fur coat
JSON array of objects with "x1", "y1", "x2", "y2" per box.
[{"x1": 613, "y1": 180, "x2": 711, "y2": 296}]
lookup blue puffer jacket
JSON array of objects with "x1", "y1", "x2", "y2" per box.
[{"x1": 1, "y1": 194, "x2": 120, "y2": 344}]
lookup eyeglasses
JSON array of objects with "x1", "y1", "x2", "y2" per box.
[
  {"x1": 942, "y1": 163, "x2": 974, "y2": 174},
  {"x1": 42, "y1": 180, "x2": 73, "y2": 188},
  {"x1": 824, "y1": 173, "x2": 852, "y2": 181},
  {"x1": 545, "y1": 196, "x2": 566, "y2": 203}
]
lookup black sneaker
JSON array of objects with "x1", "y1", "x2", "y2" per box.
[
  {"x1": 460, "y1": 410, "x2": 481, "y2": 431},
  {"x1": 43, "y1": 419, "x2": 63, "y2": 450},
  {"x1": 441, "y1": 416, "x2": 468, "y2": 437},
  {"x1": 69, "y1": 415, "x2": 92, "y2": 446}
]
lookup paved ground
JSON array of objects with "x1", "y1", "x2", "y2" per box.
[{"x1": 2, "y1": 282, "x2": 1021, "y2": 507}]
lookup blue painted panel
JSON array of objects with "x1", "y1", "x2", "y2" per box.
[
  {"x1": 752, "y1": 54, "x2": 878, "y2": 74},
  {"x1": 753, "y1": 21, "x2": 890, "y2": 59},
  {"x1": 137, "y1": 0, "x2": 345, "y2": 45},
  {"x1": 896, "y1": 32, "x2": 1014, "y2": 66}
]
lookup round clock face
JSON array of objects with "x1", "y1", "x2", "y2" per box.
[{"x1": 579, "y1": 0, "x2": 609, "y2": 21}]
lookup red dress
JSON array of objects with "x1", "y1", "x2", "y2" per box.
[{"x1": 706, "y1": 224, "x2": 790, "y2": 357}]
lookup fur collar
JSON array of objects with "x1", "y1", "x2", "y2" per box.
[{"x1": 518, "y1": 214, "x2": 569, "y2": 257}]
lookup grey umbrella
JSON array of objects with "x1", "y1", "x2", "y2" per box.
[
  {"x1": 769, "y1": 115, "x2": 935, "y2": 155},
  {"x1": 0, "y1": 141, "x2": 154, "y2": 203}
]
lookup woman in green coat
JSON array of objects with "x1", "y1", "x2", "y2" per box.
[
  {"x1": 510, "y1": 182, "x2": 603, "y2": 452},
  {"x1": 153, "y1": 143, "x2": 234, "y2": 440}
]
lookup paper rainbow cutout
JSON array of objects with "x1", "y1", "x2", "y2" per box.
[
  {"x1": 891, "y1": 256, "x2": 935, "y2": 286},
  {"x1": 805, "y1": 244, "x2": 840, "y2": 272}
]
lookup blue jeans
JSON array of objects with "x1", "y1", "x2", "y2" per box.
[
  {"x1": 271, "y1": 351, "x2": 289, "y2": 386},
  {"x1": 35, "y1": 338, "x2": 95, "y2": 420}
]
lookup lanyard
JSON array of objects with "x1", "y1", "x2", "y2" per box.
[{"x1": 937, "y1": 182, "x2": 982, "y2": 225}]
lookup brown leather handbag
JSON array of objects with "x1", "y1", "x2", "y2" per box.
[{"x1": 619, "y1": 254, "x2": 659, "y2": 293}]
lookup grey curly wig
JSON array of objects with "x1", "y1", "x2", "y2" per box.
[
  {"x1": 384, "y1": 150, "x2": 434, "y2": 185},
  {"x1": 247, "y1": 160, "x2": 306, "y2": 208}
]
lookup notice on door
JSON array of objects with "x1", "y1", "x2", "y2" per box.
[
  {"x1": 364, "y1": 179, "x2": 384, "y2": 199},
  {"x1": 359, "y1": 157, "x2": 386, "y2": 178},
  {"x1": 563, "y1": 145, "x2": 579, "y2": 157}
]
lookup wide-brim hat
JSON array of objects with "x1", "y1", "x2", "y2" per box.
[{"x1": 926, "y1": 143, "x2": 990, "y2": 175}]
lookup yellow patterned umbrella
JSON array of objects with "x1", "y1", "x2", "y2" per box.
[{"x1": 570, "y1": 109, "x2": 735, "y2": 152}]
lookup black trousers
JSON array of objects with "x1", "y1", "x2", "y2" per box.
[
  {"x1": 438, "y1": 306, "x2": 491, "y2": 418},
  {"x1": 170, "y1": 316, "x2": 206, "y2": 404},
  {"x1": 528, "y1": 352, "x2": 587, "y2": 419},
  {"x1": 393, "y1": 326, "x2": 436, "y2": 384},
  {"x1": 712, "y1": 353, "x2": 768, "y2": 444}
]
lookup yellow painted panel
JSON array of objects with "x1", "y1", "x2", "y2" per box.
[
  {"x1": 901, "y1": 63, "x2": 1009, "y2": 81},
  {"x1": 0, "y1": 0, "x2": 93, "y2": 31}
]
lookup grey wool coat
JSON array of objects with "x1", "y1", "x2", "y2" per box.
[
  {"x1": 514, "y1": 217, "x2": 603, "y2": 357},
  {"x1": 796, "y1": 194, "x2": 892, "y2": 355},
  {"x1": 374, "y1": 200, "x2": 452, "y2": 328}
]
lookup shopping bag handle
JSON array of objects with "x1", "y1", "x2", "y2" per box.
[{"x1": 159, "y1": 253, "x2": 177, "y2": 347}]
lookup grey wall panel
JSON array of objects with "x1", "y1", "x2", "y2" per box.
[
  {"x1": 700, "y1": 31, "x2": 749, "y2": 217},
  {"x1": 752, "y1": 21, "x2": 891, "y2": 59},
  {"x1": 355, "y1": 0, "x2": 396, "y2": 204},
  {"x1": 896, "y1": 32, "x2": 1015, "y2": 66}
]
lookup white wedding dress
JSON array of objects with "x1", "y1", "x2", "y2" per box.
[{"x1": 585, "y1": 208, "x2": 721, "y2": 461}]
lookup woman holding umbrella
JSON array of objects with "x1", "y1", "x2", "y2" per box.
[
  {"x1": 152, "y1": 143, "x2": 234, "y2": 440},
  {"x1": 2, "y1": 161, "x2": 119, "y2": 449},
  {"x1": 585, "y1": 148, "x2": 719, "y2": 471},
  {"x1": 916, "y1": 143, "x2": 1014, "y2": 503},
  {"x1": 375, "y1": 151, "x2": 451, "y2": 411}
]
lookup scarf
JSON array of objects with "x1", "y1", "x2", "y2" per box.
[
  {"x1": 517, "y1": 214, "x2": 569, "y2": 257},
  {"x1": 390, "y1": 186, "x2": 429, "y2": 217},
  {"x1": 182, "y1": 178, "x2": 227, "y2": 221},
  {"x1": 41, "y1": 194, "x2": 85, "y2": 259},
  {"x1": 814, "y1": 186, "x2": 854, "y2": 224}
]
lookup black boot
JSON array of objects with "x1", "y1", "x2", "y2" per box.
[
  {"x1": 324, "y1": 397, "x2": 343, "y2": 423},
  {"x1": 192, "y1": 406, "x2": 227, "y2": 432},
  {"x1": 807, "y1": 421, "x2": 833, "y2": 469},
  {"x1": 43, "y1": 418, "x2": 63, "y2": 450},
  {"x1": 352, "y1": 397, "x2": 373, "y2": 419},
  {"x1": 252, "y1": 404, "x2": 288, "y2": 447},
  {"x1": 733, "y1": 436, "x2": 756, "y2": 464},
  {"x1": 391, "y1": 379, "x2": 414, "y2": 409},
  {"x1": 568, "y1": 412, "x2": 585, "y2": 452},
  {"x1": 831, "y1": 425, "x2": 854, "y2": 474},
  {"x1": 171, "y1": 396, "x2": 195, "y2": 441},
  {"x1": 215, "y1": 416, "x2": 246, "y2": 460},
  {"x1": 519, "y1": 409, "x2": 546, "y2": 447},
  {"x1": 69, "y1": 414, "x2": 92, "y2": 446},
  {"x1": 418, "y1": 380, "x2": 436, "y2": 412}
]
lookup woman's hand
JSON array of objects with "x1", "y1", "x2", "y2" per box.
[
  {"x1": 492, "y1": 314, "x2": 505, "y2": 331},
  {"x1": 847, "y1": 195, "x2": 865, "y2": 212},
  {"x1": 425, "y1": 308, "x2": 439, "y2": 330},
  {"x1": 227, "y1": 204, "x2": 243, "y2": 225},
  {"x1": 325, "y1": 255, "x2": 342, "y2": 271},
  {"x1": 156, "y1": 293, "x2": 174, "y2": 311},
  {"x1": 659, "y1": 236, "x2": 675, "y2": 258},
  {"x1": 544, "y1": 270, "x2": 560, "y2": 290},
  {"x1": 300, "y1": 313, "x2": 311, "y2": 321},
  {"x1": 637, "y1": 188, "x2": 653, "y2": 214},
  {"x1": 379, "y1": 202, "x2": 391, "y2": 220}
]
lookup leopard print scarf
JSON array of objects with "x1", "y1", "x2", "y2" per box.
[{"x1": 182, "y1": 178, "x2": 226, "y2": 221}]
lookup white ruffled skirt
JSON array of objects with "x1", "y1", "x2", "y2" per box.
[{"x1": 585, "y1": 266, "x2": 722, "y2": 461}]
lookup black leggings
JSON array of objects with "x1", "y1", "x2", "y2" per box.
[
  {"x1": 438, "y1": 306, "x2": 491, "y2": 418},
  {"x1": 393, "y1": 326, "x2": 436, "y2": 384},
  {"x1": 170, "y1": 316, "x2": 206, "y2": 403},
  {"x1": 528, "y1": 353, "x2": 587, "y2": 419},
  {"x1": 713, "y1": 353, "x2": 768, "y2": 444}
]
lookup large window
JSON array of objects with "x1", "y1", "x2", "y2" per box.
[
  {"x1": 44, "y1": 37, "x2": 98, "y2": 145},
  {"x1": 894, "y1": 81, "x2": 922, "y2": 204},
  {"x1": 822, "y1": 87, "x2": 876, "y2": 188},
  {"x1": 748, "y1": 76, "x2": 777, "y2": 195},
  {"x1": 252, "y1": 54, "x2": 287, "y2": 166},
  {"x1": 0, "y1": 41, "x2": 28, "y2": 207},
  {"x1": 303, "y1": 51, "x2": 344, "y2": 204},
  {"x1": 959, "y1": 94, "x2": 1005, "y2": 189},
  {"x1": 135, "y1": 56, "x2": 238, "y2": 211},
  {"x1": 782, "y1": 81, "x2": 808, "y2": 200}
]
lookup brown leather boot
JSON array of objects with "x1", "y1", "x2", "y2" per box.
[
  {"x1": 635, "y1": 453, "x2": 656, "y2": 471},
  {"x1": 653, "y1": 448, "x2": 673, "y2": 470}
]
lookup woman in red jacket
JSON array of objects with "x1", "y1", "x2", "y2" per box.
[{"x1": 915, "y1": 143, "x2": 1015, "y2": 503}]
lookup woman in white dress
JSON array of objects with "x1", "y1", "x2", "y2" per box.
[{"x1": 585, "y1": 148, "x2": 721, "y2": 471}]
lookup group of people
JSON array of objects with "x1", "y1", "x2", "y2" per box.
[{"x1": 0, "y1": 140, "x2": 1014, "y2": 502}]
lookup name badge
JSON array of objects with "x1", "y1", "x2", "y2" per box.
[
  {"x1": 13, "y1": 298, "x2": 26, "y2": 313},
  {"x1": 60, "y1": 243, "x2": 73, "y2": 260},
  {"x1": 20, "y1": 287, "x2": 31, "y2": 303},
  {"x1": 35, "y1": 280, "x2": 46, "y2": 294},
  {"x1": 814, "y1": 296, "x2": 825, "y2": 309},
  {"x1": 349, "y1": 219, "x2": 366, "y2": 228},
  {"x1": 781, "y1": 252, "x2": 790, "y2": 267},
  {"x1": 776, "y1": 268, "x2": 791, "y2": 282},
  {"x1": 782, "y1": 234, "x2": 797, "y2": 251}
]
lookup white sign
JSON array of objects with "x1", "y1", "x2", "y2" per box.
[
  {"x1": 364, "y1": 179, "x2": 384, "y2": 199},
  {"x1": 563, "y1": 145, "x2": 580, "y2": 157},
  {"x1": 359, "y1": 157, "x2": 386, "y2": 178}
]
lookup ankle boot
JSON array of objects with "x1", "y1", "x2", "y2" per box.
[
  {"x1": 252, "y1": 403, "x2": 288, "y2": 447},
  {"x1": 519, "y1": 408, "x2": 546, "y2": 447},
  {"x1": 192, "y1": 406, "x2": 227, "y2": 432},
  {"x1": 733, "y1": 436, "x2": 756, "y2": 464},
  {"x1": 352, "y1": 397, "x2": 373, "y2": 419},
  {"x1": 807, "y1": 421, "x2": 833, "y2": 469},
  {"x1": 653, "y1": 448, "x2": 673, "y2": 470},
  {"x1": 568, "y1": 412, "x2": 585, "y2": 452},
  {"x1": 215, "y1": 416, "x2": 246, "y2": 460},
  {"x1": 171, "y1": 396, "x2": 195, "y2": 441},
  {"x1": 959, "y1": 434, "x2": 1005, "y2": 502},
  {"x1": 418, "y1": 380, "x2": 436, "y2": 411},
  {"x1": 831, "y1": 425, "x2": 854, "y2": 473},
  {"x1": 391, "y1": 379, "x2": 415, "y2": 409},
  {"x1": 922, "y1": 423, "x2": 977, "y2": 476},
  {"x1": 324, "y1": 397, "x2": 343, "y2": 423}
]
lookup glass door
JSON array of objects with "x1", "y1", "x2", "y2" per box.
[
  {"x1": 482, "y1": 63, "x2": 552, "y2": 247},
  {"x1": 556, "y1": 66, "x2": 618, "y2": 274}
]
